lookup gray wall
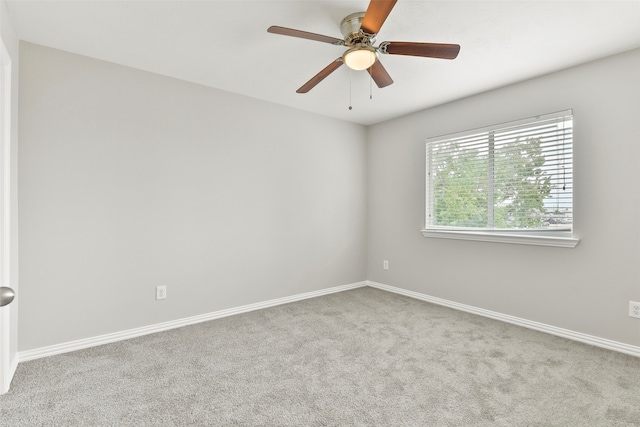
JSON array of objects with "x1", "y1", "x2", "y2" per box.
[
  {"x1": 18, "y1": 43, "x2": 367, "y2": 351},
  {"x1": 366, "y1": 48, "x2": 640, "y2": 346},
  {"x1": 18, "y1": 41, "x2": 640, "y2": 352}
]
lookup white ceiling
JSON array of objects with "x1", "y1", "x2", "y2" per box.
[{"x1": 6, "y1": 0, "x2": 640, "y2": 125}]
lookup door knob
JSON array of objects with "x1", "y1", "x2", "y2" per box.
[{"x1": 0, "y1": 287, "x2": 15, "y2": 307}]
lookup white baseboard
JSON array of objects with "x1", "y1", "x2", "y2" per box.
[
  {"x1": 18, "y1": 281, "x2": 367, "y2": 362},
  {"x1": 367, "y1": 280, "x2": 640, "y2": 358},
  {"x1": 18, "y1": 279, "x2": 639, "y2": 363}
]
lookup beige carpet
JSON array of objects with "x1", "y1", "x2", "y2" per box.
[{"x1": 1, "y1": 287, "x2": 639, "y2": 426}]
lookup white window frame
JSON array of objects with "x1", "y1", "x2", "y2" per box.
[{"x1": 422, "y1": 110, "x2": 579, "y2": 248}]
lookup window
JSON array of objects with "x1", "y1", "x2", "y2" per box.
[{"x1": 423, "y1": 110, "x2": 578, "y2": 247}]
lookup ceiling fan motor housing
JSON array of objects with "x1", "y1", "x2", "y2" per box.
[{"x1": 340, "y1": 12, "x2": 376, "y2": 46}]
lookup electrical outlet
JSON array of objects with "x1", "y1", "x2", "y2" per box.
[
  {"x1": 156, "y1": 285, "x2": 167, "y2": 300},
  {"x1": 630, "y1": 301, "x2": 640, "y2": 319},
  {"x1": 383, "y1": 260, "x2": 389, "y2": 270}
]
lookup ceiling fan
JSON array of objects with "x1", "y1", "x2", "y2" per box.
[{"x1": 267, "y1": 0, "x2": 460, "y2": 94}]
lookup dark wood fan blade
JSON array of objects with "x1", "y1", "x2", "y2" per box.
[
  {"x1": 366, "y1": 60, "x2": 393, "y2": 88},
  {"x1": 267, "y1": 26, "x2": 344, "y2": 45},
  {"x1": 361, "y1": 0, "x2": 398, "y2": 35},
  {"x1": 382, "y1": 42, "x2": 460, "y2": 59},
  {"x1": 297, "y1": 59, "x2": 344, "y2": 93}
]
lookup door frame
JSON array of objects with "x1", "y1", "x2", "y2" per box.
[{"x1": 0, "y1": 34, "x2": 17, "y2": 395}]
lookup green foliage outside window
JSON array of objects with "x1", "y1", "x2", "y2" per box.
[{"x1": 432, "y1": 137, "x2": 552, "y2": 229}]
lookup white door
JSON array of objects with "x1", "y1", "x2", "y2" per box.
[{"x1": 0, "y1": 36, "x2": 16, "y2": 395}]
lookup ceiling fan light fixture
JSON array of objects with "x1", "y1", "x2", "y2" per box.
[{"x1": 343, "y1": 46, "x2": 377, "y2": 71}]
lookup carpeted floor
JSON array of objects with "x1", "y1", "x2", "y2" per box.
[{"x1": 1, "y1": 287, "x2": 639, "y2": 426}]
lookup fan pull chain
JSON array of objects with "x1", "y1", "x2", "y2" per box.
[
  {"x1": 348, "y1": 68, "x2": 353, "y2": 110},
  {"x1": 370, "y1": 72, "x2": 373, "y2": 100}
]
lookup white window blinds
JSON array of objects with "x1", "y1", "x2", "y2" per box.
[{"x1": 426, "y1": 110, "x2": 573, "y2": 233}]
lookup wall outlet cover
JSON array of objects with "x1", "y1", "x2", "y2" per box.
[{"x1": 630, "y1": 301, "x2": 640, "y2": 318}]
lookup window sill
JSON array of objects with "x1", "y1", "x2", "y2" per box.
[{"x1": 420, "y1": 229, "x2": 580, "y2": 248}]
